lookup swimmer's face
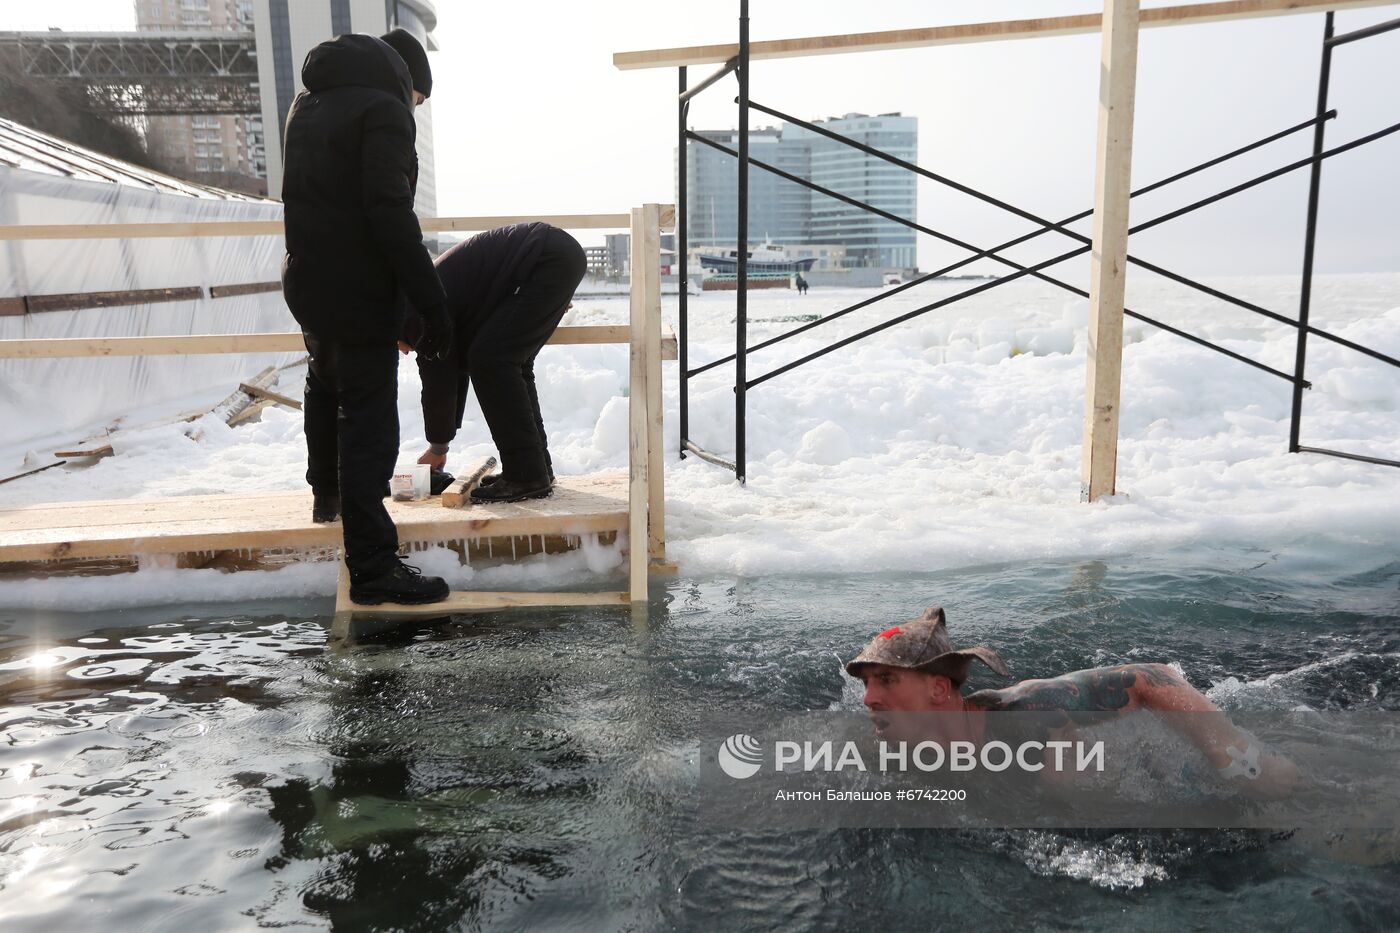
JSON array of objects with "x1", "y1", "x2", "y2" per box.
[{"x1": 859, "y1": 664, "x2": 957, "y2": 738}]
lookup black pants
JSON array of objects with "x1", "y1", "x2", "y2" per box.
[
  {"x1": 302, "y1": 333, "x2": 400, "y2": 582},
  {"x1": 469, "y1": 229, "x2": 587, "y2": 479}
]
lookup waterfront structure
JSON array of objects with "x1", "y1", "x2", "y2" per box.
[{"x1": 681, "y1": 112, "x2": 917, "y2": 270}]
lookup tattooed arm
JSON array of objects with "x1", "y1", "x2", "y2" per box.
[{"x1": 969, "y1": 664, "x2": 1299, "y2": 796}]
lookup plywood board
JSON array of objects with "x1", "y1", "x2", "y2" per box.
[{"x1": 0, "y1": 472, "x2": 629, "y2": 563}]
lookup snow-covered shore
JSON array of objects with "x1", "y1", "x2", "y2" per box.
[{"x1": 2, "y1": 272, "x2": 1397, "y2": 608}]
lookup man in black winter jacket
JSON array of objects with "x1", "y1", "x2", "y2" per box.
[
  {"x1": 281, "y1": 29, "x2": 452, "y2": 606},
  {"x1": 402, "y1": 223, "x2": 587, "y2": 503}
]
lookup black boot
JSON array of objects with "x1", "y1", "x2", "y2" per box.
[
  {"x1": 312, "y1": 491, "x2": 340, "y2": 523},
  {"x1": 479, "y1": 465, "x2": 552, "y2": 488},
  {"x1": 470, "y1": 473, "x2": 553, "y2": 503},
  {"x1": 429, "y1": 468, "x2": 455, "y2": 496},
  {"x1": 349, "y1": 559, "x2": 450, "y2": 605}
]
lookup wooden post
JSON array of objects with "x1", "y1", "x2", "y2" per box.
[
  {"x1": 1081, "y1": 0, "x2": 1140, "y2": 503},
  {"x1": 627, "y1": 207, "x2": 652, "y2": 603},
  {"x1": 641, "y1": 203, "x2": 667, "y2": 564}
]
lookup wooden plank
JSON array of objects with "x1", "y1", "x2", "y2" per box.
[
  {"x1": 226, "y1": 399, "x2": 270, "y2": 427},
  {"x1": 441, "y1": 456, "x2": 498, "y2": 508},
  {"x1": 0, "y1": 472, "x2": 630, "y2": 563},
  {"x1": 238, "y1": 382, "x2": 302, "y2": 410},
  {"x1": 627, "y1": 206, "x2": 651, "y2": 603},
  {"x1": 421, "y1": 213, "x2": 630, "y2": 233},
  {"x1": 209, "y1": 281, "x2": 282, "y2": 299},
  {"x1": 1081, "y1": 0, "x2": 1140, "y2": 503},
  {"x1": 0, "y1": 297, "x2": 27, "y2": 316},
  {"x1": 52, "y1": 444, "x2": 113, "y2": 459},
  {"x1": 0, "y1": 327, "x2": 679, "y2": 360},
  {"x1": 23, "y1": 286, "x2": 203, "y2": 314},
  {"x1": 642, "y1": 204, "x2": 667, "y2": 563},
  {"x1": 0, "y1": 210, "x2": 678, "y2": 242},
  {"x1": 340, "y1": 590, "x2": 631, "y2": 617},
  {"x1": 212, "y1": 366, "x2": 278, "y2": 425},
  {"x1": 0, "y1": 220, "x2": 284, "y2": 240},
  {"x1": 612, "y1": 0, "x2": 1398, "y2": 68}
]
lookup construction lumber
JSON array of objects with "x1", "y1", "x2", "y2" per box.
[
  {"x1": 210, "y1": 366, "x2": 278, "y2": 425},
  {"x1": 52, "y1": 443, "x2": 113, "y2": 460},
  {"x1": 24, "y1": 286, "x2": 202, "y2": 314},
  {"x1": 627, "y1": 205, "x2": 659, "y2": 603},
  {"x1": 0, "y1": 209, "x2": 676, "y2": 242},
  {"x1": 238, "y1": 382, "x2": 302, "y2": 411},
  {"x1": 208, "y1": 281, "x2": 282, "y2": 299},
  {"x1": 1081, "y1": 0, "x2": 1140, "y2": 502},
  {"x1": 0, "y1": 327, "x2": 679, "y2": 360},
  {"x1": 339, "y1": 589, "x2": 632, "y2": 618},
  {"x1": 0, "y1": 472, "x2": 630, "y2": 563},
  {"x1": 612, "y1": 0, "x2": 1399, "y2": 68},
  {"x1": 441, "y1": 457, "x2": 498, "y2": 508}
]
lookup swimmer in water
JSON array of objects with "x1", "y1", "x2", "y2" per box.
[{"x1": 847, "y1": 607, "x2": 1300, "y2": 799}]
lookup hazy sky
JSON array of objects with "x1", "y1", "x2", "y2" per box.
[{"x1": 7, "y1": 1, "x2": 1399, "y2": 274}]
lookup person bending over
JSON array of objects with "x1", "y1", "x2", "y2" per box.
[
  {"x1": 402, "y1": 223, "x2": 587, "y2": 503},
  {"x1": 848, "y1": 607, "x2": 1299, "y2": 799}
]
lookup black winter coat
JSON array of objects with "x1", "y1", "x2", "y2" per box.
[
  {"x1": 280, "y1": 33, "x2": 445, "y2": 343},
  {"x1": 412, "y1": 222, "x2": 553, "y2": 444}
]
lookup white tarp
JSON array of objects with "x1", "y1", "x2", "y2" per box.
[{"x1": 0, "y1": 118, "x2": 297, "y2": 447}]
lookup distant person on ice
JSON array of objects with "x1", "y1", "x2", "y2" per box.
[
  {"x1": 795, "y1": 272, "x2": 808, "y2": 295},
  {"x1": 847, "y1": 607, "x2": 1299, "y2": 799},
  {"x1": 280, "y1": 28, "x2": 452, "y2": 606},
  {"x1": 401, "y1": 222, "x2": 587, "y2": 504}
]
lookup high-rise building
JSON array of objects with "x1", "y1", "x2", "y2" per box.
[
  {"x1": 251, "y1": 0, "x2": 438, "y2": 218},
  {"x1": 135, "y1": 0, "x2": 266, "y2": 195},
  {"x1": 681, "y1": 112, "x2": 917, "y2": 270}
]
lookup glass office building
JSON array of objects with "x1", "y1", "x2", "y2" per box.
[{"x1": 681, "y1": 113, "x2": 917, "y2": 270}]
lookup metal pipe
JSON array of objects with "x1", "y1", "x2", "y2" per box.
[
  {"x1": 733, "y1": 116, "x2": 1400, "y2": 389},
  {"x1": 683, "y1": 440, "x2": 738, "y2": 471},
  {"x1": 685, "y1": 110, "x2": 1339, "y2": 372},
  {"x1": 684, "y1": 134, "x2": 1301, "y2": 388},
  {"x1": 1325, "y1": 14, "x2": 1400, "y2": 46},
  {"x1": 678, "y1": 65, "x2": 690, "y2": 460},
  {"x1": 1291, "y1": 13, "x2": 1334, "y2": 452},
  {"x1": 679, "y1": 56, "x2": 738, "y2": 103},
  {"x1": 1296, "y1": 445, "x2": 1400, "y2": 468},
  {"x1": 753, "y1": 99, "x2": 1343, "y2": 337},
  {"x1": 735, "y1": 0, "x2": 749, "y2": 484}
]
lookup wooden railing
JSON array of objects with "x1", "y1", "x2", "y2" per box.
[{"x1": 0, "y1": 207, "x2": 674, "y2": 606}]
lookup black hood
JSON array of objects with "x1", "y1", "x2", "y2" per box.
[{"x1": 301, "y1": 33, "x2": 412, "y2": 107}]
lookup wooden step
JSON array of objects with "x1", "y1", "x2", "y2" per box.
[{"x1": 0, "y1": 472, "x2": 629, "y2": 563}]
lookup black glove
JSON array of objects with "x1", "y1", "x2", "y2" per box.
[{"x1": 415, "y1": 304, "x2": 453, "y2": 361}]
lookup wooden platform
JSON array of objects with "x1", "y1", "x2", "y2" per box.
[{"x1": 0, "y1": 472, "x2": 629, "y2": 564}]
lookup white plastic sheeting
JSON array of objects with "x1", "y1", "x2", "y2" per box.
[{"x1": 0, "y1": 120, "x2": 297, "y2": 447}]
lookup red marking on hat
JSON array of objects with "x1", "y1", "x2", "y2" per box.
[{"x1": 878, "y1": 626, "x2": 902, "y2": 639}]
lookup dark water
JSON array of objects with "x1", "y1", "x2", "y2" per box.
[{"x1": 2, "y1": 545, "x2": 1399, "y2": 931}]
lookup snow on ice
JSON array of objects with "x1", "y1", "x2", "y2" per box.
[{"x1": 2, "y1": 272, "x2": 1397, "y2": 608}]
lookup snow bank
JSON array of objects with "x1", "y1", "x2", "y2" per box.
[{"x1": 2, "y1": 273, "x2": 1397, "y2": 608}]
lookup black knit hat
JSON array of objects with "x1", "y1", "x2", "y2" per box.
[{"x1": 380, "y1": 28, "x2": 431, "y2": 99}]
